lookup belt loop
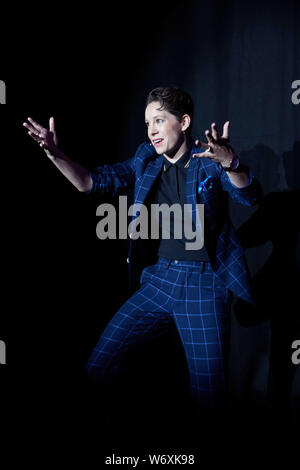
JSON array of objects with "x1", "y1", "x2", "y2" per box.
[
  {"x1": 202, "y1": 261, "x2": 210, "y2": 274},
  {"x1": 158, "y1": 257, "x2": 172, "y2": 268}
]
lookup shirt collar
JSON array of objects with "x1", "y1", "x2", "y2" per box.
[{"x1": 163, "y1": 145, "x2": 192, "y2": 171}]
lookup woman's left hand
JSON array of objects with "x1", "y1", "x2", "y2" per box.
[{"x1": 192, "y1": 121, "x2": 236, "y2": 167}]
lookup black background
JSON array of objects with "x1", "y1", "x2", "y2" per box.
[{"x1": 1, "y1": 0, "x2": 300, "y2": 465}]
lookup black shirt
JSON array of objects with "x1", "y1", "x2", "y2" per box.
[{"x1": 151, "y1": 146, "x2": 209, "y2": 261}]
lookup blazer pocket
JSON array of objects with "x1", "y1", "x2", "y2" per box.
[{"x1": 197, "y1": 177, "x2": 218, "y2": 200}]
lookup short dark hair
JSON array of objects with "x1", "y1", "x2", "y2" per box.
[{"x1": 145, "y1": 86, "x2": 194, "y2": 137}]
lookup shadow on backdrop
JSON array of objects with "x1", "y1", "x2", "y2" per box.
[{"x1": 231, "y1": 142, "x2": 300, "y2": 445}]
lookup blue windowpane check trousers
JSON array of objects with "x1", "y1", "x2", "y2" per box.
[{"x1": 86, "y1": 257, "x2": 233, "y2": 410}]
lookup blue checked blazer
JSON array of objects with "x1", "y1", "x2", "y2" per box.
[{"x1": 88, "y1": 141, "x2": 263, "y2": 304}]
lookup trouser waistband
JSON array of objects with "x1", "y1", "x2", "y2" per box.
[{"x1": 157, "y1": 257, "x2": 212, "y2": 272}]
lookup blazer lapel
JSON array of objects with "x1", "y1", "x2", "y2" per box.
[
  {"x1": 130, "y1": 155, "x2": 164, "y2": 234},
  {"x1": 134, "y1": 155, "x2": 164, "y2": 205},
  {"x1": 185, "y1": 154, "x2": 202, "y2": 230}
]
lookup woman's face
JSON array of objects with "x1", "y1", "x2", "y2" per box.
[{"x1": 145, "y1": 101, "x2": 188, "y2": 158}]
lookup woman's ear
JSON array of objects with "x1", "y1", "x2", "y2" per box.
[{"x1": 181, "y1": 114, "x2": 191, "y2": 132}]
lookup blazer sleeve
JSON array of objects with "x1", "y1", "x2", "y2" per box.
[
  {"x1": 219, "y1": 165, "x2": 264, "y2": 206},
  {"x1": 85, "y1": 156, "x2": 136, "y2": 197}
]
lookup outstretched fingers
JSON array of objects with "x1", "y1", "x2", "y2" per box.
[
  {"x1": 27, "y1": 117, "x2": 44, "y2": 132},
  {"x1": 28, "y1": 131, "x2": 43, "y2": 144},
  {"x1": 23, "y1": 117, "x2": 45, "y2": 138},
  {"x1": 23, "y1": 123, "x2": 43, "y2": 142},
  {"x1": 222, "y1": 121, "x2": 230, "y2": 140},
  {"x1": 23, "y1": 116, "x2": 57, "y2": 150},
  {"x1": 194, "y1": 139, "x2": 210, "y2": 148},
  {"x1": 193, "y1": 138, "x2": 212, "y2": 158},
  {"x1": 193, "y1": 140, "x2": 214, "y2": 158},
  {"x1": 49, "y1": 116, "x2": 55, "y2": 133},
  {"x1": 205, "y1": 129, "x2": 216, "y2": 144},
  {"x1": 193, "y1": 120, "x2": 232, "y2": 161},
  {"x1": 211, "y1": 122, "x2": 220, "y2": 140}
]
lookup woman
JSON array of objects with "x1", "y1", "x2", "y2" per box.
[{"x1": 23, "y1": 86, "x2": 263, "y2": 414}]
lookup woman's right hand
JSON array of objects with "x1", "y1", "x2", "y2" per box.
[
  {"x1": 22, "y1": 116, "x2": 92, "y2": 192},
  {"x1": 23, "y1": 116, "x2": 60, "y2": 160}
]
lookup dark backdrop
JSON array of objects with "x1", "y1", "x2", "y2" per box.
[{"x1": 1, "y1": 0, "x2": 300, "y2": 463}]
